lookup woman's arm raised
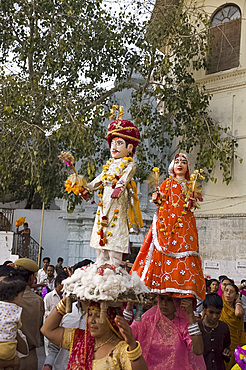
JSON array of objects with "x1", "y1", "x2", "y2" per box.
[{"x1": 115, "y1": 315, "x2": 148, "y2": 370}]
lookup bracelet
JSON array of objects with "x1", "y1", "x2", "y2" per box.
[
  {"x1": 188, "y1": 323, "x2": 202, "y2": 336},
  {"x1": 56, "y1": 299, "x2": 66, "y2": 316},
  {"x1": 188, "y1": 323, "x2": 199, "y2": 331},
  {"x1": 189, "y1": 329, "x2": 202, "y2": 336},
  {"x1": 123, "y1": 309, "x2": 133, "y2": 322},
  {"x1": 235, "y1": 302, "x2": 242, "y2": 306},
  {"x1": 127, "y1": 341, "x2": 142, "y2": 362}
]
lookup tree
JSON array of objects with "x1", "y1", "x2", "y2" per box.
[{"x1": 0, "y1": 0, "x2": 238, "y2": 209}]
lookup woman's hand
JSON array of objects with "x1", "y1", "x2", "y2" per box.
[
  {"x1": 180, "y1": 298, "x2": 194, "y2": 317},
  {"x1": 115, "y1": 315, "x2": 136, "y2": 350},
  {"x1": 115, "y1": 316, "x2": 148, "y2": 370}
]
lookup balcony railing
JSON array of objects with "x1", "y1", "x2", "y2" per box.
[
  {"x1": 0, "y1": 208, "x2": 43, "y2": 265},
  {"x1": 12, "y1": 234, "x2": 42, "y2": 264},
  {"x1": 0, "y1": 208, "x2": 14, "y2": 232}
]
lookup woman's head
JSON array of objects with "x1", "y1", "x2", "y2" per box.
[
  {"x1": 158, "y1": 295, "x2": 176, "y2": 320},
  {"x1": 223, "y1": 283, "x2": 239, "y2": 305},
  {"x1": 221, "y1": 278, "x2": 233, "y2": 292},
  {"x1": 209, "y1": 279, "x2": 219, "y2": 293},
  {"x1": 168, "y1": 153, "x2": 190, "y2": 180},
  {"x1": 0, "y1": 276, "x2": 27, "y2": 304},
  {"x1": 88, "y1": 306, "x2": 112, "y2": 339},
  {"x1": 87, "y1": 302, "x2": 122, "y2": 339}
]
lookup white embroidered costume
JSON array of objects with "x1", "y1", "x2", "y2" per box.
[{"x1": 86, "y1": 157, "x2": 136, "y2": 258}]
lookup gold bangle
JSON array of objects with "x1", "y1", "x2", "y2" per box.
[
  {"x1": 127, "y1": 341, "x2": 142, "y2": 362},
  {"x1": 56, "y1": 299, "x2": 66, "y2": 316}
]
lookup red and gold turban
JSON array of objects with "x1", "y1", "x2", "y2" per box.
[{"x1": 107, "y1": 120, "x2": 140, "y2": 155}]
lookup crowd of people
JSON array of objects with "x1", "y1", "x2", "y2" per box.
[{"x1": 0, "y1": 255, "x2": 245, "y2": 370}]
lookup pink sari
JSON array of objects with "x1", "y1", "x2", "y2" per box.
[{"x1": 131, "y1": 301, "x2": 206, "y2": 370}]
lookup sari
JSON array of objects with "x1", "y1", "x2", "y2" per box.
[
  {"x1": 220, "y1": 297, "x2": 246, "y2": 370},
  {"x1": 131, "y1": 300, "x2": 206, "y2": 369}
]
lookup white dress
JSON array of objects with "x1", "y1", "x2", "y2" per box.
[{"x1": 86, "y1": 157, "x2": 136, "y2": 254}]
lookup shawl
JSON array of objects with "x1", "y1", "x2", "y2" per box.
[
  {"x1": 218, "y1": 282, "x2": 223, "y2": 297},
  {"x1": 131, "y1": 299, "x2": 206, "y2": 370}
]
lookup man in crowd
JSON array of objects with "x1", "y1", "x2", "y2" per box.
[
  {"x1": 55, "y1": 257, "x2": 64, "y2": 276},
  {"x1": 37, "y1": 257, "x2": 51, "y2": 283},
  {"x1": 43, "y1": 276, "x2": 64, "y2": 368},
  {"x1": 42, "y1": 265, "x2": 56, "y2": 294},
  {"x1": 15, "y1": 258, "x2": 44, "y2": 370}
]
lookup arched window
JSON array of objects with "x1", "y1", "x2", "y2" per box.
[{"x1": 207, "y1": 4, "x2": 241, "y2": 74}]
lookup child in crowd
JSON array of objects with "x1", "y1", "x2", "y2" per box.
[
  {"x1": 0, "y1": 275, "x2": 28, "y2": 368},
  {"x1": 198, "y1": 293, "x2": 231, "y2": 369}
]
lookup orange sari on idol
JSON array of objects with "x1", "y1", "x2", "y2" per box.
[{"x1": 131, "y1": 177, "x2": 206, "y2": 300}]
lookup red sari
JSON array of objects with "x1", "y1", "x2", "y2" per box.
[{"x1": 132, "y1": 178, "x2": 206, "y2": 300}]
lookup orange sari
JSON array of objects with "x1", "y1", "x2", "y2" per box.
[{"x1": 131, "y1": 178, "x2": 206, "y2": 300}]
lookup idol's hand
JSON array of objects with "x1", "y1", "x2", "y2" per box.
[
  {"x1": 152, "y1": 192, "x2": 161, "y2": 204},
  {"x1": 79, "y1": 188, "x2": 89, "y2": 200},
  {"x1": 111, "y1": 187, "x2": 122, "y2": 198}
]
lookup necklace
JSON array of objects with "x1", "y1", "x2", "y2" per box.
[
  {"x1": 94, "y1": 334, "x2": 115, "y2": 352},
  {"x1": 202, "y1": 319, "x2": 218, "y2": 333},
  {"x1": 170, "y1": 179, "x2": 185, "y2": 207}
]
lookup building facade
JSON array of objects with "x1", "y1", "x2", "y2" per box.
[{"x1": 193, "y1": 1, "x2": 246, "y2": 281}]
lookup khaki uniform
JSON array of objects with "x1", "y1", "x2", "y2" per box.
[{"x1": 19, "y1": 286, "x2": 44, "y2": 370}]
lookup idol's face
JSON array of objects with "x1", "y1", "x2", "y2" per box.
[
  {"x1": 110, "y1": 137, "x2": 132, "y2": 159},
  {"x1": 173, "y1": 156, "x2": 188, "y2": 179}
]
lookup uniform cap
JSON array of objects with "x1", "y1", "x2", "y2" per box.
[{"x1": 14, "y1": 258, "x2": 39, "y2": 273}]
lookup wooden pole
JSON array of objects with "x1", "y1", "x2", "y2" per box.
[{"x1": 38, "y1": 202, "x2": 45, "y2": 267}]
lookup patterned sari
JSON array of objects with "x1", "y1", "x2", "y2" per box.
[
  {"x1": 131, "y1": 300, "x2": 206, "y2": 369},
  {"x1": 131, "y1": 178, "x2": 206, "y2": 300}
]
